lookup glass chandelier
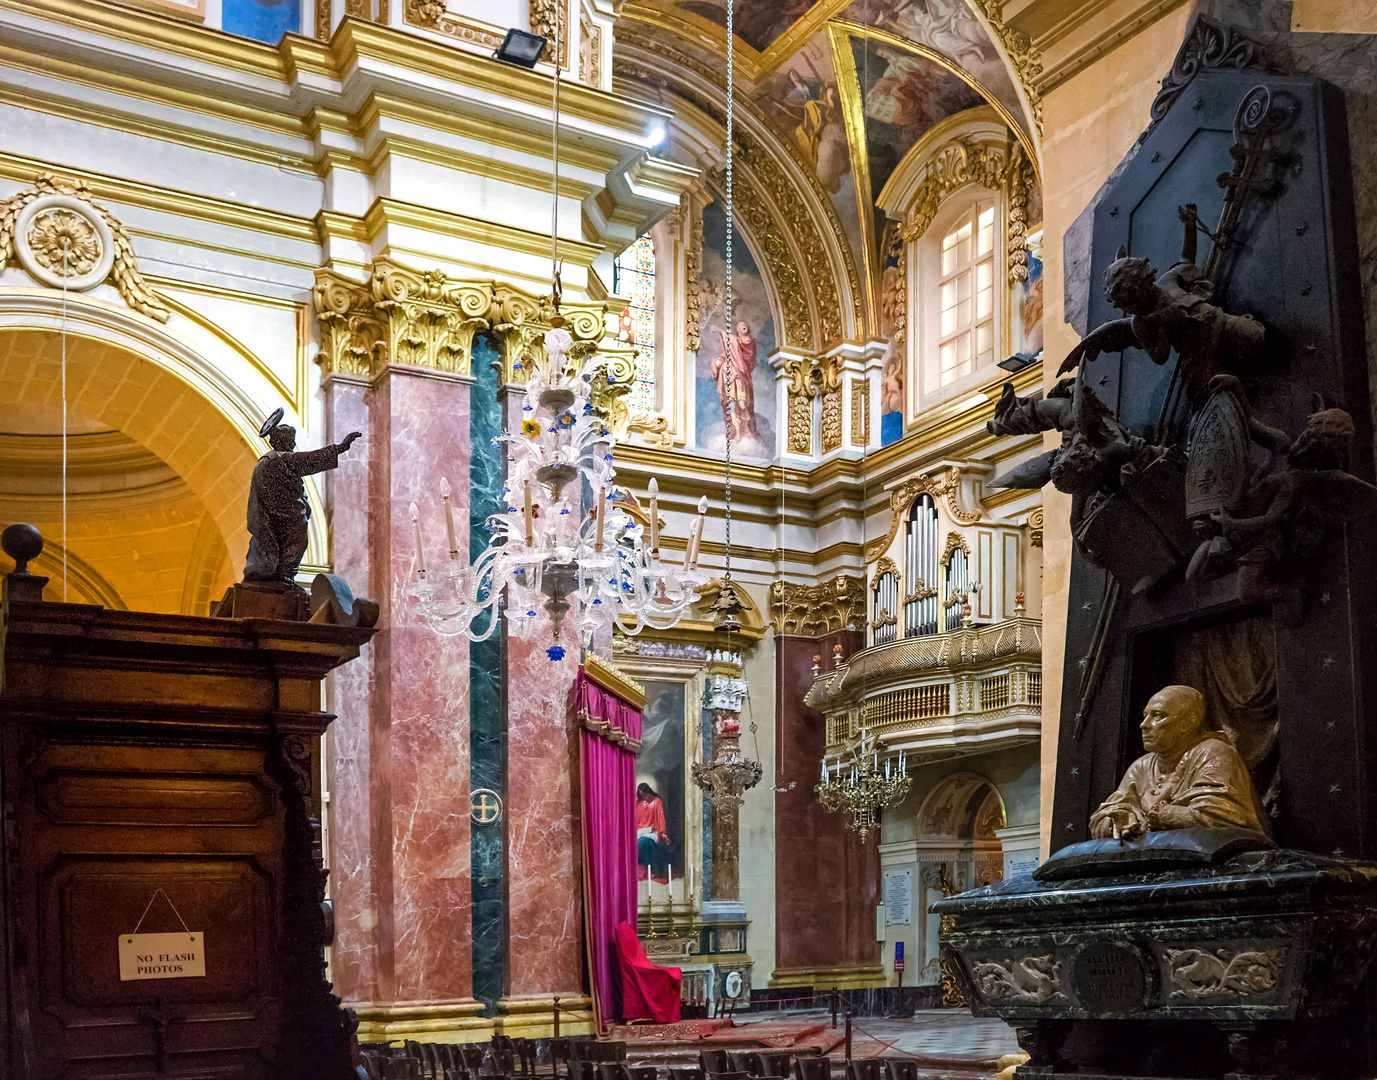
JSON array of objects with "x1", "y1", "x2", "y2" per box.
[
  {"x1": 815, "y1": 727, "x2": 911, "y2": 841},
  {"x1": 407, "y1": 11, "x2": 714, "y2": 659},
  {"x1": 408, "y1": 325, "x2": 710, "y2": 657}
]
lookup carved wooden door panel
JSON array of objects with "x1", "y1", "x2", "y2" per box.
[{"x1": 9, "y1": 734, "x2": 284, "y2": 1078}]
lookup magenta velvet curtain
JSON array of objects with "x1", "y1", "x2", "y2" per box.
[{"x1": 576, "y1": 668, "x2": 642, "y2": 1031}]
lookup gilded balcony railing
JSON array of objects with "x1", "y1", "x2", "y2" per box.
[{"x1": 807, "y1": 617, "x2": 1042, "y2": 757}]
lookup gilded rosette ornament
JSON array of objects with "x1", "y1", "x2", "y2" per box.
[{"x1": 0, "y1": 174, "x2": 169, "y2": 322}]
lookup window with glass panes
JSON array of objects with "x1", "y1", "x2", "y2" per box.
[
  {"x1": 937, "y1": 201, "x2": 995, "y2": 385},
  {"x1": 613, "y1": 234, "x2": 656, "y2": 414}
]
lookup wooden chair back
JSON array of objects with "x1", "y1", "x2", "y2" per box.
[
  {"x1": 846, "y1": 1061, "x2": 882, "y2": 1080},
  {"x1": 794, "y1": 1058, "x2": 830, "y2": 1080},
  {"x1": 882, "y1": 1061, "x2": 918, "y2": 1080},
  {"x1": 700, "y1": 1050, "x2": 731, "y2": 1075}
]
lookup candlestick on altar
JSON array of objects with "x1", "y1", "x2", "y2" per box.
[
  {"x1": 410, "y1": 503, "x2": 426, "y2": 576},
  {"x1": 440, "y1": 477, "x2": 459, "y2": 559}
]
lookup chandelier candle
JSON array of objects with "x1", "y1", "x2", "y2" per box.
[
  {"x1": 410, "y1": 503, "x2": 426, "y2": 576},
  {"x1": 409, "y1": 325, "x2": 710, "y2": 651},
  {"x1": 440, "y1": 477, "x2": 458, "y2": 559}
]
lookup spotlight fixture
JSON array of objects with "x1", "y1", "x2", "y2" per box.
[
  {"x1": 494, "y1": 28, "x2": 547, "y2": 68},
  {"x1": 998, "y1": 350, "x2": 1040, "y2": 374}
]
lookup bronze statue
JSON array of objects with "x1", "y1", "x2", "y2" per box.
[
  {"x1": 1090, "y1": 685, "x2": 1266, "y2": 841},
  {"x1": 244, "y1": 409, "x2": 361, "y2": 584},
  {"x1": 1198, "y1": 399, "x2": 1377, "y2": 599}
]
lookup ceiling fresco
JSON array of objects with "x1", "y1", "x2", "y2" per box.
[{"x1": 618, "y1": 0, "x2": 1041, "y2": 341}]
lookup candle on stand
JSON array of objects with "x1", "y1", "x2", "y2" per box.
[
  {"x1": 523, "y1": 480, "x2": 534, "y2": 546},
  {"x1": 885, "y1": 758, "x2": 891, "y2": 780},
  {"x1": 689, "y1": 865, "x2": 694, "y2": 900},
  {"x1": 440, "y1": 477, "x2": 458, "y2": 559},
  {"x1": 667, "y1": 863, "x2": 673, "y2": 902},
  {"x1": 648, "y1": 477, "x2": 660, "y2": 554},
  {"x1": 594, "y1": 485, "x2": 606, "y2": 552},
  {"x1": 410, "y1": 503, "x2": 426, "y2": 575}
]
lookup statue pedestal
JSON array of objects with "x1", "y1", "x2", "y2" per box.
[{"x1": 934, "y1": 850, "x2": 1377, "y2": 1079}]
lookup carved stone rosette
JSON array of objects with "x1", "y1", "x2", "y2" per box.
[
  {"x1": 769, "y1": 574, "x2": 865, "y2": 637},
  {"x1": 0, "y1": 173, "x2": 169, "y2": 322}
]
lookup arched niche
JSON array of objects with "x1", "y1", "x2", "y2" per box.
[{"x1": 0, "y1": 292, "x2": 327, "y2": 600}]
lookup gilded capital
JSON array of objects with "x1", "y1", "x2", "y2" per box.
[{"x1": 769, "y1": 574, "x2": 865, "y2": 637}]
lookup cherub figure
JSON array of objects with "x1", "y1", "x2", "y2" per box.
[
  {"x1": 988, "y1": 376, "x2": 1151, "y2": 496},
  {"x1": 1199, "y1": 398, "x2": 1377, "y2": 600},
  {"x1": 1056, "y1": 209, "x2": 1267, "y2": 418}
]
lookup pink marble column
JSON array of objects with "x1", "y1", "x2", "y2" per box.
[
  {"x1": 328, "y1": 366, "x2": 478, "y2": 1031},
  {"x1": 500, "y1": 386, "x2": 584, "y2": 1025}
]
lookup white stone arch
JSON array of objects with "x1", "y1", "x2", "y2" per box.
[
  {"x1": 916, "y1": 768, "x2": 1007, "y2": 842},
  {"x1": 0, "y1": 287, "x2": 329, "y2": 576}
]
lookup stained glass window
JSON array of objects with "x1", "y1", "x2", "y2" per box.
[{"x1": 614, "y1": 234, "x2": 656, "y2": 414}]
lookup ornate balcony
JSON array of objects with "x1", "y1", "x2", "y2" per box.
[{"x1": 805, "y1": 616, "x2": 1041, "y2": 762}]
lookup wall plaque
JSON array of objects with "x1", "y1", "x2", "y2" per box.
[
  {"x1": 885, "y1": 869, "x2": 913, "y2": 925},
  {"x1": 1070, "y1": 942, "x2": 1147, "y2": 1010},
  {"x1": 119, "y1": 932, "x2": 206, "y2": 981}
]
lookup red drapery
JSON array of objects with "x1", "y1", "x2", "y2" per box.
[{"x1": 576, "y1": 667, "x2": 645, "y2": 1030}]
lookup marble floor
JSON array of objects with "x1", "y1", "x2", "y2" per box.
[{"x1": 628, "y1": 1008, "x2": 1022, "y2": 1078}]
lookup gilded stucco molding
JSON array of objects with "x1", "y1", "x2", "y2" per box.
[
  {"x1": 850, "y1": 378, "x2": 869, "y2": 447},
  {"x1": 403, "y1": 0, "x2": 504, "y2": 49},
  {"x1": 769, "y1": 573, "x2": 865, "y2": 637},
  {"x1": 897, "y1": 134, "x2": 1034, "y2": 287},
  {"x1": 819, "y1": 354, "x2": 844, "y2": 453},
  {"x1": 612, "y1": 44, "x2": 856, "y2": 348},
  {"x1": 899, "y1": 137, "x2": 1007, "y2": 243},
  {"x1": 971, "y1": 0, "x2": 1043, "y2": 134},
  {"x1": 685, "y1": 195, "x2": 704, "y2": 354},
  {"x1": 1027, "y1": 506, "x2": 1043, "y2": 548},
  {"x1": 314, "y1": 259, "x2": 609, "y2": 383},
  {"x1": 866, "y1": 468, "x2": 983, "y2": 561},
  {"x1": 0, "y1": 174, "x2": 170, "y2": 323},
  {"x1": 782, "y1": 356, "x2": 820, "y2": 455}
]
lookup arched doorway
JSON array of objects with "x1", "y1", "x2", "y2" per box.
[
  {"x1": 912, "y1": 772, "x2": 1007, "y2": 999},
  {"x1": 0, "y1": 318, "x2": 279, "y2": 613}
]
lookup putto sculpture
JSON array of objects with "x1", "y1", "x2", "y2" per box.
[
  {"x1": 1089, "y1": 685, "x2": 1266, "y2": 841},
  {"x1": 245, "y1": 408, "x2": 361, "y2": 584}
]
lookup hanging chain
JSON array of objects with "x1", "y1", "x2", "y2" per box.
[
  {"x1": 550, "y1": 15, "x2": 562, "y2": 314},
  {"x1": 722, "y1": 0, "x2": 734, "y2": 583}
]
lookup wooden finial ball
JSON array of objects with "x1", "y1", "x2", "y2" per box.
[{"x1": 2, "y1": 523, "x2": 43, "y2": 574}]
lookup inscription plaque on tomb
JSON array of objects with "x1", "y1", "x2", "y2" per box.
[{"x1": 1070, "y1": 942, "x2": 1148, "y2": 1010}]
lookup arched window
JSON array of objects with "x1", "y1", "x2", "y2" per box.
[
  {"x1": 871, "y1": 563, "x2": 899, "y2": 646},
  {"x1": 943, "y1": 538, "x2": 970, "y2": 632},
  {"x1": 903, "y1": 494, "x2": 939, "y2": 637},
  {"x1": 614, "y1": 234, "x2": 656, "y2": 414},
  {"x1": 937, "y1": 200, "x2": 996, "y2": 387}
]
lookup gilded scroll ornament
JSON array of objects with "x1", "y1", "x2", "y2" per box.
[
  {"x1": 405, "y1": 0, "x2": 446, "y2": 25},
  {"x1": 820, "y1": 356, "x2": 844, "y2": 453},
  {"x1": 1164, "y1": 947, "x2": 1281, "y2": 1001},
  {"x1": 971, "y1": 0, "x2": 1043, "y2": 134},
  {"x1": 316, "y1": 0, "x2": 332, "y2": 38},
  {"x1": 1007, "y1": 143, "x2": 1032, "y2": 284},
  {"x1": 1027, "y1": 506, "x2": 1043, "y2": 547},
  {"x1": 782, "y1": 356, "x2": 820, "y2": 455},
  {"x1": 850, "y1": 378, "x2": 869, "y2": 447},
  {"x1": 768, "y1": 574, "x2": 865, "y2": 636},
  {"x1": 866, "y1": 469, "x2": 982, "y2": 560},
  {"x1": 612, "y1": 47, "x2": 853, "y2": 349},
  {"x1": 529, "y1": 0, "x2": 568, "y2": 66},
  {"x1": 686, "y1": 203, "x2": 704, "y2": 354},
  {"x1": 0, "y1": 174, "x2": 169, "y2": 322}
]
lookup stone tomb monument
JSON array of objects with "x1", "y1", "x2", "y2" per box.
[{"x1": 938, "y1": 15, "x2": 1377, "y2": 1080}]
